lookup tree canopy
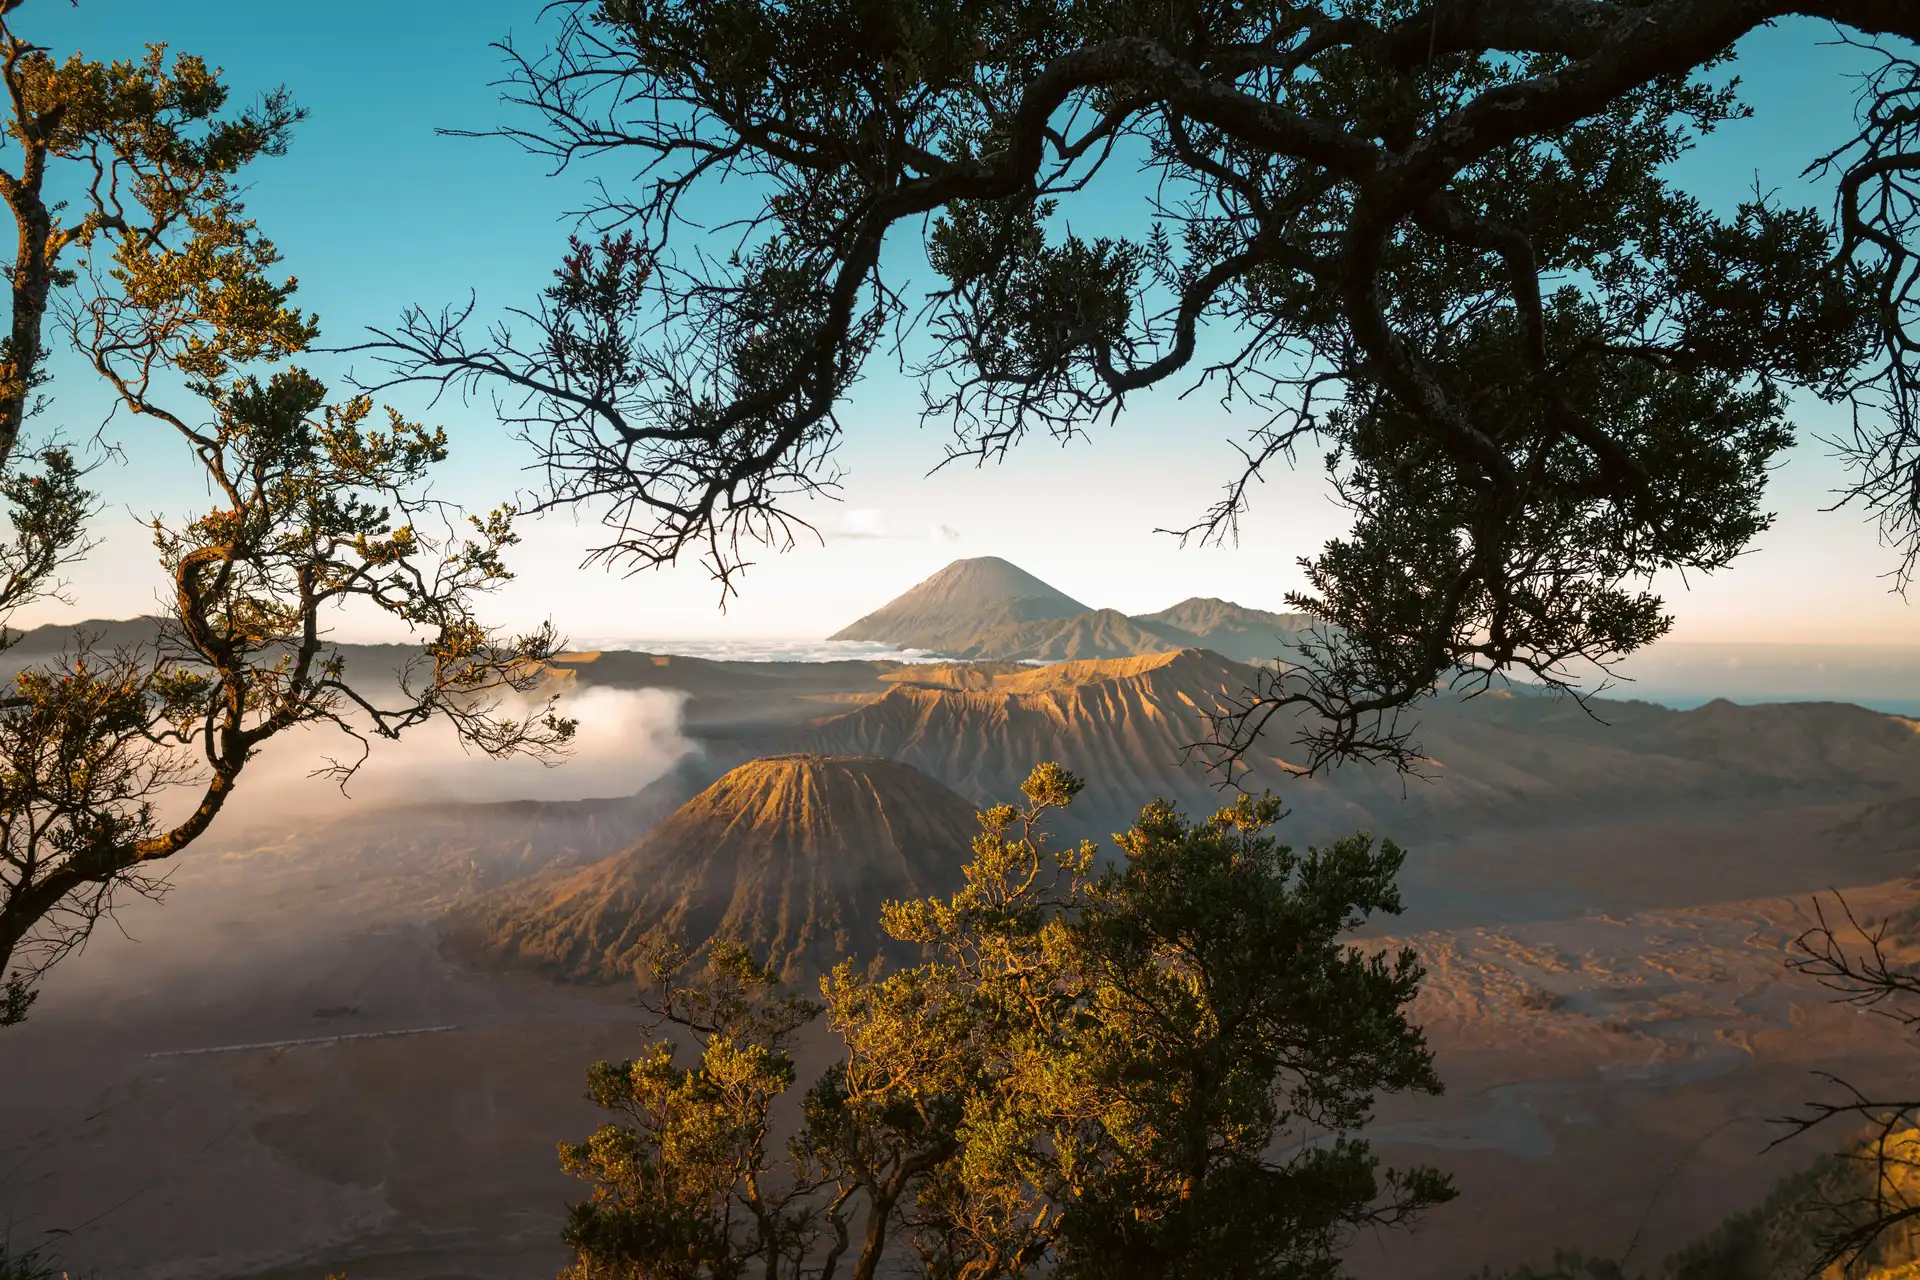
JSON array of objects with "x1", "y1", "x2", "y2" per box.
[
  {"x1": 0, "y1": 12, "x2": 574, "y2": 1024},
  {"x1": 559, "y1": 763, "x2": 1448, "y2": 1280},
  {"x1": 374, "y1": 0, "x2": 1920, "y2": 770}
]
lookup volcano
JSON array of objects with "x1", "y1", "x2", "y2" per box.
[
  {"x1": 828, "y1": 558, "x2": 1317, "y2": 662},
  {"x1": 829, "y1": 556, "x2": 1091, "y2": 651},
  {"x1": 461, "y1": 754, "x2": 980, "y2": 982}
]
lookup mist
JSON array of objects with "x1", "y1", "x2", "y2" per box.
[
  {"x1": 175, "y1": 685, "x2": 695, "y2": 829},
  {"x1": 17, "y1": 685, "x2": 695, "y2": 1016}
]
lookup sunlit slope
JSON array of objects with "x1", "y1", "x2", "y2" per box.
[
  {"x1": 462, "y1": 754, "x2": 978, "y2": 982},
  {"x1": 779, "y1": 649, "x2": 1302, "y2": 835},
  {"x1": 777, "y1": 650, "x2": 1920, "y2": 839}
]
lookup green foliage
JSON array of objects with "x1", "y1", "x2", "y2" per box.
[
  {"x1": 0, "y1": 9, "x2": 575, "y2": 1022},
  {"x1": 1657, "y1": 1142, "x2": 1920, "y2": 1280},
  {"x1": 0, "y1": 356, "x2": 576, "y2": 1011},
  {"x1": 560, "y1": 763, "x2": 1448, "y2": 1278},
  {"x1": 0, "y1": 27, "x2": 310, "y2": 459},
  {"x1": 0, "y1": 1234, "x2": 60, "y2": 1280},
  {"x1": 877, "y1": 770, "x2": 1451, "y2": 1279},
  {"x1": 560, "y1": 943, "x2": 829, "y2": 1278},
  {"x1": 0, "y1": 446, "x2": 91, "y2": 630},
  {"x1": 0, "y1": 970, "x2": 31, "y2": 1025}
]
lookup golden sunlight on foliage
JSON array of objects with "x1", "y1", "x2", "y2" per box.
[
  {"x1": 559, "y1": 763, "x2": 1448, "y2": 1280},
  {"x1": 0, "y1": 6, "x2": 573, "y2": 1026}
]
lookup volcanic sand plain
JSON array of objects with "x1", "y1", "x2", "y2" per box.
[{"x1": 5, "y1": 789, "x2": 1920, "y2": 1279}]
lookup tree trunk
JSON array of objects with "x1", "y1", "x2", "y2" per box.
[
  {"x1": 849, "y1": 1187, "x2": 897, "y2": 1280},
  {"x1": 0, "y1": 174, "x2": 49, "y2": 472}
]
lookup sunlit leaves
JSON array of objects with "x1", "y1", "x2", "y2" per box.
[
  {"x1": 562, "y1": 762, "x2": 1447, "y2": 1277},
  {"x1": 0, "y1": 21, "x2": 572, "y2": 1026},
  {"x1": 563, "y1": 944, "x2": 825, "y2": 1278},
  {"x1": 0, "y1": 447, "x2": 93, "y2": 632},
  {"x1": 2, "y1": 40, "x2": 313, "y2": 452},
  {"x1": 883, "y1": 767, "x2": 1451, "y2": 1280}
]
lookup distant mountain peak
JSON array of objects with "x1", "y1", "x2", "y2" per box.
[
  {"x1": 827, "y1": 558, "x2": 1318, "y2": 663},
  {"x1": 830, "y1": 557, "x2": 1091, "y2": 648},
  {"x1": 1134, "y1": 596, "x2": 1316, "y2": 633}
]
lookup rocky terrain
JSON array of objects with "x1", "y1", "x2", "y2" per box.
[
  {"x1": 685, "y1": 649, "x2": 1920, "y2": 845},
  {"x1": 8, "y1": 785, "x2": 1920, "y2": 1280}
]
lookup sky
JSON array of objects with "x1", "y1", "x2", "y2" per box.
[{"x1": 13, "y1": 1, "x2": 1920, "y2": 645}]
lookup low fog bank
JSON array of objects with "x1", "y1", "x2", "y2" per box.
[
  {"x1": 20, "y1": 686, "x2": 697, "y2": 1018},
  {"x1": 140, "y1": 685, "x2": 695, "y2": 839}
]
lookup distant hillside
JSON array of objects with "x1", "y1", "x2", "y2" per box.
[
  {"x1": 1133, "y1": 597, "x2": 1318, "y2": 663},
  {"x1": 2, "y1": 616, "x2": 168, "y2": 663},
  {"x1": 459, "y1": 754, "x2": 979, "y2": 982},
  {"x1": 1614, "y1": 641, "x2": 1920, "y2": 715},
  {"x1": 0, "y1": 618, "x2": 464, "y2": 694},
  {"x1": 830, "y1": 556, "x2": 1091, "y2": 650},
  {"x1": 773, "y1": 650, "x2": 1920, "y2": 842}
]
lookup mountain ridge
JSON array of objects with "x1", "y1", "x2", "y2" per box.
[
  {"x1": 1134, "y1": 597, "x2": 1318, "y2": 661},
  {"x1": 829, "y1": 558, "x2": 1318, "y2": 662},
  {"x1": 770, "y1": 649, "x2": 1920, "y2": 842}
]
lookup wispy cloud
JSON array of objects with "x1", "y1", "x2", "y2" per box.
[
  {"x1": 840, "y1": 507, "x2": 890, "y2": 538},
  {"x1": 834, "y1": 508, "x2": 962, "y2": 543}
]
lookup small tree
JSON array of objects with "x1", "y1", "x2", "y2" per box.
[
  {"x1": 559, "y1": 763, "x2": 1449, "y2": 1278},
  {"x1": 0, "y1": 368, "x2": 576, "y2": 1020},
  {"x1": 1773, "y1": 894, "x2": 1920, "y2": 1275},
  {"x1": 0, "y1": 10, "x2": 313, "y2": 616},
  {"x1": 560, "y1": 942, "x2": 830, "y2": 1278},
  {"x1": 0, "y1": 15, "x2": 575, "y2": 1023}
]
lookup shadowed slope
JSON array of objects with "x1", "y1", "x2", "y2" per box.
[
  {"x1": 1132, "y1": 597, "x2": 1318, "y2": 663},
  {"x1": 934, "y1": 607, "x2": 1183, "y2": 661},
  {"x1": 461, "y1": 754, "x2": 979, "y2": 982}
]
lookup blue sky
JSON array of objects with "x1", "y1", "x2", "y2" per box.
[{"x1": 15, "y1": 1, "x2": 1920, "y2": 644}]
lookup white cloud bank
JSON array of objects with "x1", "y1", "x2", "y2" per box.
[{"x1": 177, "y1": 685, "x2": 694, "y2": 827}]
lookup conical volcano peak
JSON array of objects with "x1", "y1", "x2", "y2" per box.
[
  {"x1": 908, "y1": 556, "x2": 1087, "y2": 606},
  {"x1": 463, "y1": 753, "x2": 979, "y2": 982},
  {"x1": 827, "y1": 558, "x2": 1314, "y2": 662},
  {"x1": 830, "y1": 556, "x2": 1091, "y2": 649}
]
